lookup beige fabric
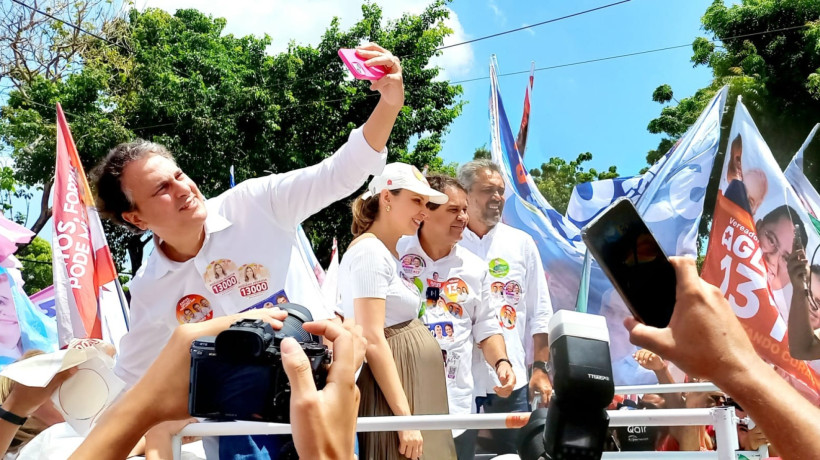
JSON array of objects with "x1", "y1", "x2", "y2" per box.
[{"x1": 357, "y1": 319, "x2": 456, "y2": 460}]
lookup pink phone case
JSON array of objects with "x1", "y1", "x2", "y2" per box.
[{"x1": 338, "y1": 48, "x2": 387, "y2": 80}]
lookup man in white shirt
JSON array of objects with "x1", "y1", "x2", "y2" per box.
[
  {"x1": 91, "y1": 43, "x2": 404, "y2": 459},
  {"x1": 397, "y1": 174, "x2": 515, "y2": 460},
  {"x1": 456, "y1": 159, "x2": 554, "y2": 455}
]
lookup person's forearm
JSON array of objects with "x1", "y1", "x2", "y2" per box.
[
  {"x1": 0, "y1": 417, "x2": 20, "y2": 457},
  {"x1": 365, "y1": 337, "x2": 412, "y2": 416},
  {"x1": 533, "y1": 333, "x2": 550, "y2": 362},
  {"x1": 69, "y1": 391, "x2": 156, "y2": 460},
  {"x1": 480, "y1": 334, "x2": 508, "y2": 366},
  {"x1": 787, "y1": 290, "x2": 820, "y2": 360},
  {"x1": 714, "y1": 358, "x2": 820, "y2": 459},
  {"x1": 362, "y1": 99, "x2": 402, "y2": 152}
]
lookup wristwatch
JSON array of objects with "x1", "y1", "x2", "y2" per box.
[
  {"x1": 0, "y1": 407, "x2": 28, "y2": 426},
  {"x1": 532, "y1": 360, "x2": 550, "y2": 374}
]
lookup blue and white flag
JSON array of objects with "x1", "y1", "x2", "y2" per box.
[
  {"x1": 488, "y1": 57, "x2": 726, "y2": 384},
  {"x1": 229, "y1": 165, "x2": 236, "y2": 188},
  {"x1": 785, "y1": 124, "x2": 820, "y2": 226}
]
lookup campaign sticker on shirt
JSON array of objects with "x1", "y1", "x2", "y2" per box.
[
  {"x1": 204, "y1": 259, "x2": 239, "y2": 295},
  {"x1": 428, "y1": 321, "x2": 455, "y2": 344},
  {"x1": 447, "y1": 302, "x2": 464, "y2": 318},
  {"x1": 427, "y1": 273, "x2": 444, "y2": 289},
  {"x1": 503, "y1": 281, "x2": 522, "y2": 305},
  {"x1": 445, "y1": 351, "x2": 461, "y2": 380},
  {"x1": 239, "y1": 289, "x2": 289, "y2": 312},
  {"x1": 176, "y1": 294, "x2": 214, "y2": 324},
  {"x1": 236, "y1": 263, "x2": 271, "y2": 298},
  {"x1": 400, "y1": 254, "x2": 425, "y2": 278},
  {"x1": 498, "y1": 305, "x2": 517, "y2": 330},
  {"x1": 489, "y1": 258, "x2": 510, "y2": 278},
  {"x1": 490, "y1": 281, "x2": 505, "y2": 300},
  {"x1": 442, "y1": 277, "x2": 469, "y2": 303}
]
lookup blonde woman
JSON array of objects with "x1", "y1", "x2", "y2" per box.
[{"x1": 338, "y1": 163, "x2": 455, "y2": 459}]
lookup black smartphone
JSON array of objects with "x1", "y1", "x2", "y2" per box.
[{"x1": 581, "y1": 197, "x2": 676, "y2": 328}]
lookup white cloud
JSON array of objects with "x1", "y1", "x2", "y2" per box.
[
  {"x1": 141, "y1": 0, "x2": 473, "y2": 81},
  {"x1": 522, "y1": 23, "x2": 536, "y2": 37},
  {"x1": 487, "y1": 0, "x2": 505, "y2": 25}
]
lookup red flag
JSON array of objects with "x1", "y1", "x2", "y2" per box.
[
  {"x1": 52, "y1": 104, "x2": 127, "y2": 347},
  {"x1": 515, "y1": 62, "x2": 535, "y2": 158}
]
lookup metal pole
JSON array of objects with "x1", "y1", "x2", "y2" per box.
[
  {"x1": 615, "y1": 382, "x2": 720, "y2": 395},
  {"x1": 711, "y1": 406, "x2": 738, "y2": 460},
  {"x1": 171, "y1": 434, "x2": 182, "y2": 460}
]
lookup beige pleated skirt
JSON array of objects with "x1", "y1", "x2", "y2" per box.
[{"x1": 357, "y1": 319, "x2": 456, "y2": 460}]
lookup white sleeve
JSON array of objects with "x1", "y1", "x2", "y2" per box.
[
  {"x1": 113, "y1": 296, "x2": 174, "y2": 389},
  {"x1": 525, "y1": 236, "x2": 553, "y2": 337},
  {"x1": 346, "y1": 240, "x2": 393, "y2": 300},
  {"x1": 472, "y1": 270, "x2": 501, "y2": 343},
  {"x1": 234, "y1": 126, "x2": 386, "y2": 229}
]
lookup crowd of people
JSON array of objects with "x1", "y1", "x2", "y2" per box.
[{"x1": 1, "y1": 43, "x2": 820, "y2": 460}]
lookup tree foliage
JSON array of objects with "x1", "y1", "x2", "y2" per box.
[
  {"x1": 1, "y1": 1, "x2": 464, "y2": 271},
  {"x1": 646, "y1": 0, "x2": 820, "y2": 236},
  {"x1": 15, "y1": 236, "x2": 52, "y2": 295},
  {"x1": 529, "y1": 152, "x2": 618, "y2": 215}
]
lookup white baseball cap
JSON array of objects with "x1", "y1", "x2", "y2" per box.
[{"x1": 361, "y1": 163, "x2": 449, "y2": 205}]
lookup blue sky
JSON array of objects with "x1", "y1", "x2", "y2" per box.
[{"x1": 440, "y1": 0, "x2": 717, "y2": 177}]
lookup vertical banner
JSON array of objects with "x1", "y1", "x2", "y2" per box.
[
  {"x1": 321, "y1": 238, "x2": 340, "y2": 309},
  {"x1": 515, "y1": 61, "x2": 535, "y2": 158},
  {"x1": 784, "y1": 124, "x2": 820, "y2": 232},
  {"x1": 489, "y1": 57, "x2": 725, "y2": 384},
  {"x1": 701, "y1": 98, "x2": 820, "y2": 403},
  {"x1": 52, "y1": 104, "x2": 128, "y2": 349}
]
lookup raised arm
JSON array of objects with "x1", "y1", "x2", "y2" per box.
[{"x1": 786, "y1": 248, "x2": 820, "y2": 360}]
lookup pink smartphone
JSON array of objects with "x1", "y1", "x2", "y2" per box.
[{"x1": 338, "y1": 48, "x2": 387, "y2": 80}]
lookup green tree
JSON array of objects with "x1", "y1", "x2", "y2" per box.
[
  {"x1": 15, "y1": 236, "x2": 53, "y2": 295},
  {"x1": 529, "y1": 152, "x2": 618, "y2": 215},
  {"x1": 473, "y1": 145, "x2": 491, "y2": 160},
  {"x1": 646, "y1": 0, "x2": 820, "y2": 235},
  {"x1": 2, "y1": 1, "x2": 464, "y2": 272}
]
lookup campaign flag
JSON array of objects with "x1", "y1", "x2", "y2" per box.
[
  {"x1": 52, "y1": 104, "x2": 129, "y2": 349},
  {"x1": 701, "y1": 98, "x2": 820, "y2": 403},
  {"x1": 0, "y1": 215, "x2": 34, "y2": 262},
  {"x1": 0, "y1": 266, "x2": 58, "y2": 369},
  {"x1": 489, "y1": 57, "x2": 725, "y2": 384},
  {"x1": 784, "y1": 124, "x2": 820, "y2": 232},
  {"x1": 515, "y1": 62, "x2": 535, "y2": 158},
  {"x1": 229, "y1": 165, "x2": 236, "y2": 188},
  {"x1": 321, "y1": 238, "x2": 340, "y2": 308},
  {"x1": 296, "y1": 225, "x2": 325, "y2": 286},
  {"x1": 566, "y1": 176, "x2": 644, "y2": 230},
  {"x1": 574, "y1": 249, "x2": 591, "y2": 314},
  {"x1": 30, "y1": 284, "x2": 56, "y2": 318}
]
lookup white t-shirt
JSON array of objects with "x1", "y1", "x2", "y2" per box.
[
  {"x1": 338, "y1": 237, "x2": 422, "y2": 327},
  {"x1": 114, "y1": 126, "x2": 387, "y2": 388},
  {"x1": 397, "y1": 235, "x2": 501, "y2": 436},
  {"x1": 460, "y1": 222, "x2": 554, "y2": 396}
]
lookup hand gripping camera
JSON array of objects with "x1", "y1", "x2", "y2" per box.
[
  {"x1": 517, "y1": 310, "x2": 615, "y2": 460},
  {"x1": 188, "y1": 303, "x2": 331, "y2": 422}
]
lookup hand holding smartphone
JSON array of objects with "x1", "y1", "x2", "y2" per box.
[
  {"x1": 338, "y1": 48, "x2": 387, "y2": 80},
  {"x1": 581, "y1": 198, "x2": 677, "y2": 329}
]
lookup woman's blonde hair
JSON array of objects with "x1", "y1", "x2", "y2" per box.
[
  {"x1": 350, "y1": 190, "x2": 400, "y2": 238},
  {"x1": 0, "y1": 350, "x2": 50, "y2": 454}
]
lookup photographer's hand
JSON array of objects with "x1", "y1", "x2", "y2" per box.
[
  {"x1": 68, "y1": 308, "x2": 287, "y2": 460},
  {"x1": 283, "y1": 319, "x2": 367, "y2": 460}
]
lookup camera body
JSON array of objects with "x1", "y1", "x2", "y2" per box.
[
  {"x1": 518, "y1": 310, "x2": 614, "y2": 460},
  {"x1": 189, "y1": 304, "x2": 331, "y2": 423}
]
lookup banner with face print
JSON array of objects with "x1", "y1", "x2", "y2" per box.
[{"x1": 701, "y1": 98, "x2": 820, "y2": 403}]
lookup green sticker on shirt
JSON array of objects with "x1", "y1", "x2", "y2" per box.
[{"x1": 489, "y1": 258, "x2": 510, "y2": 278}]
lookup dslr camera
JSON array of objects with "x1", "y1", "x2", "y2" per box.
[{"x1": 188, "y1": 303, "x2": 331, "y2": 423}]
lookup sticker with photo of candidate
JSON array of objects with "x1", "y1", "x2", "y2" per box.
[
  {"x1": 204, "y1": 259, "x2": 239, "y2": 295},
  {"x1": 498, "y1": 305, "x2": 517, "y2": 330},
  {"x1": 400, "y1": 254, "x2": 425, "y2": 278},
  {"x1": 239, "y1": 289, "x2": 289, "y2": 312},
  {"x1": 442, "y1": 277, "x2": 469, "y2": 303},
  {"x1": 176, "y1": 294, "x2": 214, "y2": 324},
  {"x1": 447, "y1": 302, "x2": 464, "y2": 318},
  {"x1": 236, "y1": 263, "x2": 271, "y2": 298},
  {"x1": 490, "y1": 281, "x2": 505, "y2": 299},
  {"x1": 427, "y1": 321, "x2": 455, "y2": 344},
  {"x1": 427, "y1": 271, "x2": 444, "y2": 289},
  {"x1": 503, "y1": 280, "x2": 522, "y2": 305}
]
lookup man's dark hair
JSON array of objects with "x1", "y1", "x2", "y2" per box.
[
  {"x1": 91, "y1": 139, "x2": 176, "y2": 233},
  {"x1": 425, "y1": 174, "x2": 465, "y2": 211}
]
